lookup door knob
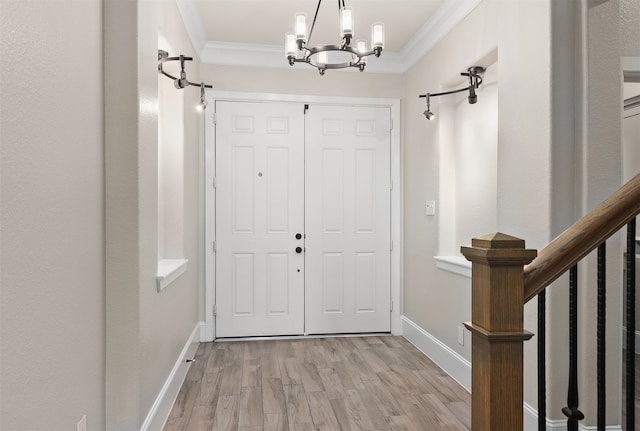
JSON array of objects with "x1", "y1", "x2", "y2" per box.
[
  {"x1": 295, "y1": 233, "x2": 302, "y2": 240},
  {"x1": 295, "y1": 246, "x2": 303, "y2": 254}
]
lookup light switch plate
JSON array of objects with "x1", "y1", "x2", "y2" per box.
[{"x1": 425, "y1": 200, "x2": 436, "y2": 216}]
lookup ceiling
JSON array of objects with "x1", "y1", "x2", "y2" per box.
[
  {"x1": 175, "y1": 0, "x2": 482, "y2": 73},
  {"x1": 196, "y1": 0, "x2": 444, "y2": 52}
]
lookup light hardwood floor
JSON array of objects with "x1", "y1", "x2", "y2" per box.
[{"x1": 163, "y1": 336, "x2": 471, "y2": 431}]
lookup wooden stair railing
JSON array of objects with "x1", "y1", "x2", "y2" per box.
[
  {"x1": 461, "y1": 172, "x2": 640, "y2": 431},
  {"x1": 524, "y1": 172, "x2": 640, "y2": 303}
]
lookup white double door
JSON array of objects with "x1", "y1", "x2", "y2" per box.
[{"x1": 215, "y1": 100, "x2": 390, "y2": 337}]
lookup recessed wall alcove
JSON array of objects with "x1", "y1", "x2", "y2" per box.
[
  {"x1": 435, "y1": 60, "x2": 499, "y2": 277},
  {"x1": 157, "y1": 34, "x2": 188, "y2": 291}
]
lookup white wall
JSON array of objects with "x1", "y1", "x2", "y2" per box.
[
  {"x1": 570, "y1": 0, "x2": 639, "y2": 425},
  {"x1": 0, "y1": 1, "x2": 105, "y2": 430},
  {"x1": 402, "y1": 0, "x2": 552, "y2": 410},
  {"x1": 105, "y1": 0, "x2": 202, "y2": 429},
  {"x1": 199, "y1": 64, "x2": 404, "y2": 99},
  {"x1": 437, "y1": 63, "x2": 499, "y2": 255},
  {"x1": 400, "y1": 0, "x2": 639, "y2": 427}
]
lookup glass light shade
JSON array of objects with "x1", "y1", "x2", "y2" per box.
[
  {"x1": 295, "y1": 13, "x2": 307, "y2": 41},
  {"x1": 340, "y1": 8, "x2": 353, "y2": 37},
  {"x1": 196, "y1": 101, "x2": 207, "y2": 112},
  {"x1": 371, "y1": 22, "x2": 384, "y2": 49},
  {"x1": 317, "y1": 51, "x2": 328, "y2": 65},
  {"x1": 285, "y1": 33, "x2": 296, "y2": 57},
  {"x1": 356, "y1": 39, "x2": 367, "y2": 53}
]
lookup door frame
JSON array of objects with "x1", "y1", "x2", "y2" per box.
[{"x1": 203, "y1": 91, "x2": 402, "y2": 341}]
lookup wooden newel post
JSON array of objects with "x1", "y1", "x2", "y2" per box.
[{"x1": 460, "y1": 232, "x2": 537, "y2": 431}]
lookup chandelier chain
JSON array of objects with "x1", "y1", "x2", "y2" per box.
[{"x1": 307, "y1": 0, "x2": 323, "y2": 46}]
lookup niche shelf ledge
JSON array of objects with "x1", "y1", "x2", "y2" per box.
[
  {"x1": 434, "y1": 255, "x2": 471, "y2": 278},
  {"x1": 157, "y1": 259, "x2": 188, "y2": 292}
]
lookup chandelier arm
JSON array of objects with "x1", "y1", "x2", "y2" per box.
[{"x1": 287, "y1": 0, "x2": 381, "y2": 74}]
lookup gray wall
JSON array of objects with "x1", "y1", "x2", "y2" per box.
[
  {"x1": 105, "y1": 0, "x2": 202, "y2": 429},
  {"x1": 0, "y1": 1, "x2": 105, "y2": 430},
  {"x1": 1, "y1": 0, "x2": 639, "y2": 429},
  {"x1": 1, "y1": 0, "x2": 203, "y2": 430}
]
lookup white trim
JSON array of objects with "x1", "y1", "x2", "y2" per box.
[
  {"x1": 175, "y1": 0, "x2": 207, "y2": 60},
  {"x1": 622, "y1": 326, "x2": 640, "y2": 354},
  {"x1": 398, "y1": 0, "x2": 482, "y2": 71},
  {"x1": 204, "y1": 94, "x2": 216, "y2": 342},
  {"x1": 537, "y1": 423, "x2": 623, "y2": 431},
  {"x1": 401, "y1": 315, "x2": 471, "y2": 391},
  {"x1": 523, "y1": 402, "x2": 540, "y2": 431},
  {"x1": 578, "y1": 426, "x2": 623, "y2": 431},
  {"x1": 156, "y1": 259, "x2": 188, "y2": 292},
  {"x1": 177, "y1": 0, "x2": 482, "y2": 74},
  {"x1": 434, "y1": 255, "x2": 471, "y2": 278},
  {"x1": 140, "y1": 322, "x2": 202, "y2": 431},
  {"x1": 205, "y1": 91, "x2": 402, "y2": 340},
  {"x1": 401, "y1": 317, "x2": 626, "y2": 431}
]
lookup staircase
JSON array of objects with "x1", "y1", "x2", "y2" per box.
[{"x1": 461, "y1": 172, "x2": 640, "y2": 431}]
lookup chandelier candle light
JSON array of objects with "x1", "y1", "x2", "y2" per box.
[{"x1": 286, "y1": 0, "x2": 384, "y2": 75}]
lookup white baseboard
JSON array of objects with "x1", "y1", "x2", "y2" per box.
[
  {"x1": 622, "y1": 326, "x2": 640, "y2": 354},
  {"x1": 401, "y1": 315, "x2": 471, "y2": 392},
  {"x1": 542, "y1": 424, "x2": 623, "y2": 431},
  {"x1": 140, "y1": 322, "x2": 203, "y2": 431},
  {"x1": 199, "y1": 321, "x2": 209, "y2": 342},
  {"x1": 400, "y1": 316, "x2": 624, "y2": 431},
  {"x1": 524, "y1": 402, "x2": 541, "y2": 430}
]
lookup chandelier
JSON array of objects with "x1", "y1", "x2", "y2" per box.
[{"x1": 285, "y1": 0, "x2": 384, "y2": 75}]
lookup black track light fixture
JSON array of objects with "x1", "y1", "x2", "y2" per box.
[
  {"x1": 158, "y1": 50, "x2": 213, "y2": 111},
  {"x1": 423, "y1": 94, "x2": 435, "y2": 120},
  {"x1": 418, "y1": 66, "x2": 485, "y2": 120}
]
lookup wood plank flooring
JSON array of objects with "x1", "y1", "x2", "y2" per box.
[{"x1": 163, "y1": 336, "x2": 470, "y2": 431}]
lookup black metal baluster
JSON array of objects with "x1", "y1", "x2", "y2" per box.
[
  {"x1": 597, "y1": 242, "x2": 606, "y2": 430},
  {"x1": 538, "y1": 290, "x2": 546, "y2": 431},
  {"x1": 626, "y1": 219, "x2": 636, "y2": 431},
  {"x1": 563, "y1": 265, "x2": 584, "y2": 431}
]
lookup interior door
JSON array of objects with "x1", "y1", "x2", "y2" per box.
[
  {"x1": 215, "y1": 101, "x2": 305, "y2": 337},
  {"x1": 304, "y1": 105, "x2": 392, "y2": 334}
]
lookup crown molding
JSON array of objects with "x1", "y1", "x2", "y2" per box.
[
  {"x1": 200, "y1": 41, "x2": 406, "y2": 74},
  {"x1": 175, "y1": 0, "x2": 207, "y2": 60},
  {"x1": 176, "y1": 0, "x2": 483, "y2": 74},
  {"x1": 399, "y1": 0, "x2": 483, "y2": 71}
]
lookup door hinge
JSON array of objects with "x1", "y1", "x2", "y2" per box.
[
  {"x1": 212, "y1": 241, "x2": 217, "y2": 253},
  {"x1": 213, "y1": 177, "x2": 217, "y2": 189},
  {"x1": 390, "y1": 240, "x2": 394, "y2": 252},
  {"x1": 213, "y1": 113, "x2": 217, "y2": 124},
  {"x1": 390, "y1": 179, "x2": 393, "y2": 191},
  {"x1": 213, "y1": 304, "x2": 217, "y2": 316},
  {"x1": 390, "y1": 119, "x2": 394, "y2": 131},
  {"x1": 390, "y1": 301, "x2": 394, "y2": 312},
  {"x1": 304, "y1": 104, "x2": 309, "y2": 114}
]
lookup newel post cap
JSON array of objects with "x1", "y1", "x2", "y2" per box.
[{"x1": 460, "y1": 232, "x2": 537, "y2": 266}]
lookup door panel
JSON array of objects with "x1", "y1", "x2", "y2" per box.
[
  {"x1": 216, "y1": 101, "x2": 305, "y2": 337},
  {"x1": 305, "y1": 105, "x2": 391, "y2": 334},
  {"x1": 215, "y1": 101, "x2": 391, "y2": 337}
]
